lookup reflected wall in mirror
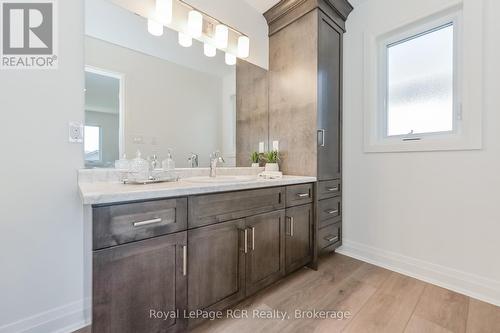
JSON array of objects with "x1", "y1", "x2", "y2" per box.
[{"x1": 84, "y1": 0, "x2": 268, "y2": 169}]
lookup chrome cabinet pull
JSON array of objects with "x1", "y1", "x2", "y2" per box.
[
  {"x1": 133, "y1": 218, "x2": 162, "y2": 227},
  {"x1": 327, "y1": 187, "x2": 339, "y2": 192},
  {"x1": 182, "y1": 245, "x2": 187, "y2": 276},
  {"x1": 251, "y1": 227, "x2": 255, "y2": 251},
  {"x1": 287, "y1": 216, "x2": 294, "y2": 237},
  {"x1": 244, "y1": 229, "x2": 248, "y2": 254},
  {"x1": 318, "y1": 129, "x2": 326, "y2": 147},
  {"x1": 326, "y1": 209, "x2": 339, "y2": 215},
  {"x1": 297, "y1": 193, "x2": 309, "y2": 198},
  {"x1": 325, "y1": 235, "x2": 339, "y2": 243}
]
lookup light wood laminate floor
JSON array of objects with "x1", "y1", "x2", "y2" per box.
[{"x1": 75, "y1": 254, "x2": 500, "y2": 333}]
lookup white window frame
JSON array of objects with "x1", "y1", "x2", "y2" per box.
[
  {"x1": 363, "y1": 1, "x2": 483, "y2": 153},
  {"x1": 84, "y1": 125, "x2": 102, "y2": 163}
]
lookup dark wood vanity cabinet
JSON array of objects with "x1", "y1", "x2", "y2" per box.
[
  {"x1": 92, "y1": 232, "x2": 187, "y2": 333},
  {"x1": 92, "y1": 184, "x2": 315, "y2": 332}
]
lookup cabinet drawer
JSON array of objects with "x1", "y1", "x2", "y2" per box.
[
  {"x1": 318, "y1": 179, "x2": 341, "y2": 200},
  {"x1": 318, "y1": 222, "x2": 341, "y2": 250},
  {"x1": 285, "y1": 183, "x2": 313, "y2": 207},
  {"x1": 318, "y1": 197, "x2": 341, "y2": 227},
  {"x1": 93, "y1": 198, "x2": 187, "y2": 250},
  {"x1": 189, "y1": 187, "x2": 285, "y2": 228}
]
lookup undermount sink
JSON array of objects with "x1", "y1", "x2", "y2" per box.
[{"x1": 183, "y1": 175, "x2": 257, "y2": 184}]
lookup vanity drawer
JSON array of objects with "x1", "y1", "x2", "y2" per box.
[
  {"x1": 318, "y1": 197, "x2": 341, "y2": 227},
  {"x1": 189, "y1": 187, "x2": 285, "y2": 228},
  {"x1": 318, "y1": 179, "x2": 341, "y2": 200},
  {"x1": 285, "y1": 183, "x2": 313, "y2": 207},
  {"x1": 318, "y1": 222, "x2": 341, "y2": 250},
  {"x1": 93, "y1": 198, "x2": 187, "y2": 250}
]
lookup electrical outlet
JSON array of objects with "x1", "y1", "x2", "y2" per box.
[
  {"x1": 259, "y1": 142, "x2": 265, "y2": 153},
  {"x1": 69, "y1": 122, "x2": 83, "y2": 143},
  {"x1": 272, "y1": 140, "x2": 279, "y2": 151},
  {"x1": 133, "y1": 136, "x2": 144, "y2": 144}
]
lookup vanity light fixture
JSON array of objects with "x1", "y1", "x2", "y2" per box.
[
  {"x1": 147, "y1": 19, "x2": 164, "y2": 36},
  {"x1": 156, "y1": 0, "x2": 173, "y2": 24},
  {"x1": 215, "y1": 24, "x2": 229, "y2": 49},
  {"x1": 178, "y1": 32, "x2": 192, "y2": 47},
  {"x1": 225, "y1": 52, "x2": 236, "y2": 65},
  {"x1": 237, "y1": 35, "x2": 250, "y2": 58},
  {"x1": 187, "y1": 10, "x2": 203, "y2": 38},
  {"x1": 204, "y1": 43, "x2": 216, "y2": 57}
]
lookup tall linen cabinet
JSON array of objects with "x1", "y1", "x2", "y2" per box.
[{"x1": 264, "y1": 0, "x2": 353, "y2": 263}]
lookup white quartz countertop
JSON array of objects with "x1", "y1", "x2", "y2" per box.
[{"x1": 79, "y1": 175, "x2": 317, "y2": 205}]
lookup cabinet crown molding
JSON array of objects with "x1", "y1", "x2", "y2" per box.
[{"x1": 264, "y1": 0, "x2": 353, "y2": 35}]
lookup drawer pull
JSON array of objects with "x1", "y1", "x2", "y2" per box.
[
  {"x1": 133, "y1": 218, "x2": 162, "y2": 227},
  {"x1": 251, "y1": 227, "x2": 255, "y2": 251},
  {"x1": 325, "y1": 235, "x2": 339, "y2": 243},
  {"x1": 296, "y1": 193, "x2": 310, "y2": 198},
  {"x1": 244, "y1": 229, "x2": 248, "y2": 254},
  {"x1": 325, "y1": 209, "x2": 339, "y2": 215},
  {"x1": 182, "y1": 245, "x2": 187, "y2": 276},
  {"x1": 286, "y1": 216, "x2": 295, "y2": 237},
  {"x1": 327, "y1": 187, "x2": 339, "y2": 192}
]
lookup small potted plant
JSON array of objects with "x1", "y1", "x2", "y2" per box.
[
  {"x1": 250, "y1": 151, "x2": 260, "y2": 167},
  {"x1": 264, "y1": 150, "x2": 280, "y2": 172}
]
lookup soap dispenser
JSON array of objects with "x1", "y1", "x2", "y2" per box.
[{"x1": 162, "y1": 149, "x2": 176, "y2": 171}]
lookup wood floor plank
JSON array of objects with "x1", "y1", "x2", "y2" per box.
[
  {"x1": 349, "y1": 262, "x2": 392, "y2": 289},
  {"x1": 405, "y1": 316, "x2": 455, "y2": 333},
  {"x1": 466, "y1": 298, "x2": 500, "y2": 333},
  {"x1": 405, "y1": 284, "x2": 469, "y2": 333},
  {"x1": 343, "y1": 272, "x2": 427, "y2": 333}
]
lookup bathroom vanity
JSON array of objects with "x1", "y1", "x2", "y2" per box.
[{"x1": 80, "y1": 172, "x2": 318, "y2": 332}]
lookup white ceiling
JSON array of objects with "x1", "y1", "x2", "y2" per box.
[{"x1": 243, "y1": 0, "x2": 280, "y2": 13}]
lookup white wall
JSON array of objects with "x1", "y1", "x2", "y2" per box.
[
  {"x1": 341, "y1": 0, "x2": 500, "y2": 305},
  {"x1": 0, "y1": 1, "x2": 267, "y2": 332},
  {"x1": 0, "y1": 0, "x2": 87, "y2": 332}
]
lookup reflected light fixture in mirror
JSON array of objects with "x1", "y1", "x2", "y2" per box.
[
  {"x1": 204, "y1": 43, "x2": 216, "y2": 57},
  {"x1": 225, "y1": 53, "x2": 236, "y2": 65},
  {"x1": 187, "y1": 10, "x2": 203, "y2": 38},
  {"x1": 237, "y1": 36, "x2": 250, "y2": 58},
  {"x1": 147, "y1": 19, "x2": 163, "y2": 36},
  {"x1": 178, "y1": 32, "x2": 192, "y2": 47},
  {"x1": 156, "y1": 0, "x2": 172, "y2": 24},
  {"x1": 215, "y1": 24, "x2": 229, "y2": 49}
]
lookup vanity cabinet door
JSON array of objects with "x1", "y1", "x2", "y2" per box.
[
  {"x1": 245, "y1": 210, "x2": 285, "y2": 296},
  {"x1": 187, "y1": 219, "x2": 246, "y2": 314},
  {"x1": 317, "y1": 12, "x2": 342, "y2": 181},
  {"x1": 93, "y1": 232, "x2": 187, "y2": 333},
  {"x1": 285, "y1": 204, "x2": 313, "y2": 274}
]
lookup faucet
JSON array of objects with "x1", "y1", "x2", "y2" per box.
[
  {"x1": 209, "y1": 151, "x2": 225, "y2": 177},
  {"x1": 188, "y1": 153, "x2": 199, "y2": 168}
]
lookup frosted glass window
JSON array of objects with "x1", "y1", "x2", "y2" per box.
[
  {"x1": 386, "y1": 24, "x2": 454, "y2": 137},
  {"x1": 84, "y1": 125, "x2": 101, "y2": 162}
]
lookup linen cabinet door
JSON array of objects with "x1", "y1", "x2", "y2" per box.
[
  {"x1": 245, "y1": 210, "x2": 285, "y2": 296},
  {"x1": 187, "y1": 219, "x2": 247, "y2": 316},
  {"x1": 285, "y1": 204, "x2": 313, "y2": 273},
  {"x1": 317, "y1": 12, "x2": 343, "y2": 181},
  {"x1": 93, "y1": 232, "x2": 187, "y2": 333}
]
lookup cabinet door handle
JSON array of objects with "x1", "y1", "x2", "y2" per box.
[
  {"x1": 326, "y1": 209, "x2": 339, "y2": 215},
  {"x1": 182, "y1": 245, "x2": 187, "y2": 276},
  {"x1": 251, "y1": 227, "x2": 255, "y2": 251},
  {"x1": 244, "y1": 229, "x2": 248, "y2": 254},
  {"x1": 287, "y1": 216, "x2": 294, "y2": 237},
  {"x1": 318, "y1": 129, "x2": 326, "y2": 147},
  {"x1": 325, "y1": 235, "x2": 339, "y2": 243},
  {"x1": 297, "y1": 193, "x2": 309, "y2": 198},
  {"x1": 133, "y1": 218, "x2": 162, "y2": 227},
  {"x1": 327, "y1": 187, "x2": 339, "y2": 192}
]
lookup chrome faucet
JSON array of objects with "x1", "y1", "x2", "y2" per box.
[
  {"x1": 188, "y1": 153, "x2": 199, "y2": 168},
  {"x1": 209, "y1": 151, "x2": 225, "y2": 177}
]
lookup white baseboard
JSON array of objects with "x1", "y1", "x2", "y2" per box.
[
  {"x1": 0, "y1": 299, "x2": 90, "y2": 333},
  {"x1": 337, "y1": 239, "x2": 500, "y2": 307}
]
